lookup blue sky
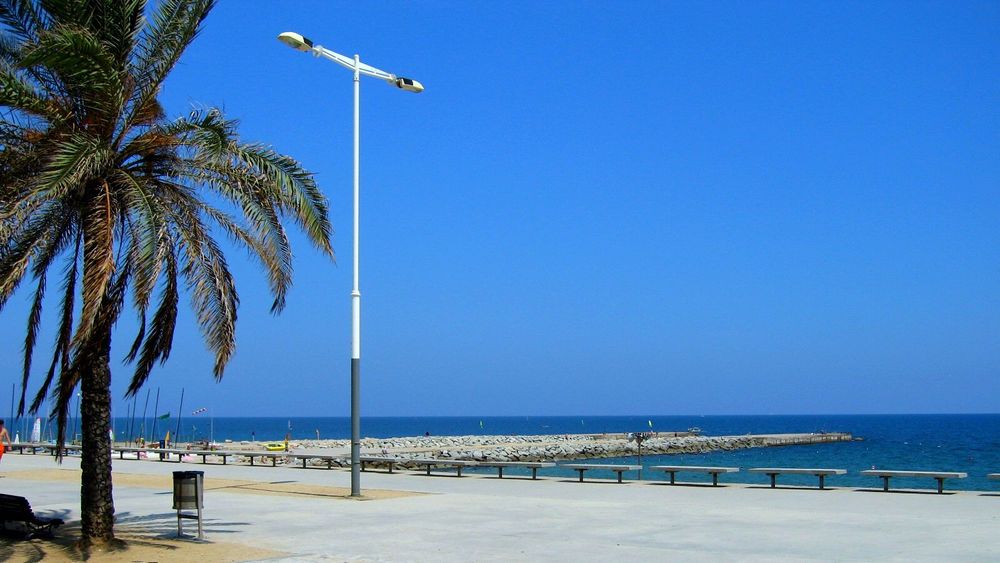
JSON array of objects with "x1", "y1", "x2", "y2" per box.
[{"x1": 2, "y1": 1, "x2": 998, "y2": 417}]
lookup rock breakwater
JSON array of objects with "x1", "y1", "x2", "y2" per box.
[{"x1": 289, "y1": 432, "x2": 852, "y2": 467}]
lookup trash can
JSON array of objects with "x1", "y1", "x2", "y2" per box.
[{"x1": 172, "y1": 471, "x2": 204, "y2": 538}]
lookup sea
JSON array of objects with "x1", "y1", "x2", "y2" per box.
[{"x1": 22, "y1": 413, "x2": 1000, "y2": 492}]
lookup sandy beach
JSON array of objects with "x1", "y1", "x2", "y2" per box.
[{"x1": 1, "y1": 449, "x2": 997, "y2": 562}]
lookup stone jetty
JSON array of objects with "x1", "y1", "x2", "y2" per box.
[{"x1": 284, "y1": 432, "x2": 853, "y2": 467}]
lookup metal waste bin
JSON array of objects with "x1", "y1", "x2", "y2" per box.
[{"x1": 172, "y1": 471, "x2": 204, "y2": 538}]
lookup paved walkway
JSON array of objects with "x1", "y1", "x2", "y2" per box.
[{"x1": 2, "y1": 453, "x2": 998, "y2": 561}]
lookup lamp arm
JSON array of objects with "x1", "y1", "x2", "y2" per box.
[{"x1": 313, "y1": 45, "x2": 397, "y2": 82}]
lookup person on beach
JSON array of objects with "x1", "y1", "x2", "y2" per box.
[{"x1": 0, "y1": 420, "x2": 11, "y2": 462}]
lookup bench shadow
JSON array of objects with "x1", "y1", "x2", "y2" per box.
[
  {"x1": 115, "y1": 510, "x2": 251, "y2": 537},
  {"x1": 745, "y1": 485, "x2": 834, "y2": 491},
  {"x1": 648, "y1": 482, "x2": 726, "y2": 488},
  {"x1": 556, "y1": 479, "x2": 633, "y2": 485},
  {"x1": 853, "y1": 488, "x2": 954, "y2": 495},
  {"x1": 978, "y1": 493, "x2": 1000, "y2": 497}
]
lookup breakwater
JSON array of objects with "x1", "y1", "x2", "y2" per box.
[{"x1": 288, "y1": 432, "x2": 853, "y2": 464}]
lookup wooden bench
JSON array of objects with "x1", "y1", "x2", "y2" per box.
[
  {"x1": 859, "y1": 469, "x2": 967, "y2": 494},
  {"x1": 561, "y1": 463, "x2": 643, "y2": 483},
  {"x1": 409, "y1": 458, "x2": 480, "y2": 477},
  {"x1": 360, "y1": 456, "x2": 404, "y2": 473},
  {"x1": 651, "y1": 465, "x2": 739, "y2": 486},
  {"x1": 475, "y1": 461, "x2": 555, "y2": 480},
  {"x1": 0, "y1": 494, "x2": 64, "y2": 539},
  {"x1": 749, "y1": 468, "x2": 846, "y2": 489}
]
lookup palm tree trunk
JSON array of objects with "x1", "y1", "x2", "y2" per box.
[{"x1": 79, "y1": 325, "x2": 116, "y2": 545}]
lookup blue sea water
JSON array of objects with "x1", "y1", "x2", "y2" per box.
[{"x1": 30, "y1": 413, "x2": 1000, "y2": 492}]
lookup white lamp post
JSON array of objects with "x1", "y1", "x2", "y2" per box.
[{"x1": 277, "y1": 32, "x2": 422, "y2": 497}]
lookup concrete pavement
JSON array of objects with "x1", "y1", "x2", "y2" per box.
[{"x1": 1, "y1": 453, "x2": 998, "y2": 562}]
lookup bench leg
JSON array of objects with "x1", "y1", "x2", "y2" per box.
[
  {"x1": 272, "y1": 457, "x2": 277, "y2": 467},
  {"x1": 577, "y1": 469, "x2": 585, "y2": 482},
  {"x1": 769, "y1": 473, "x2": 777, "y2": 488},
  {"x1": 936, "y1": 478, "x2": 944, "y2": 494},
  {"x1": 498, "y1": 467, "x2": 504, "y2": 479},
  {"x1": 457, "y1": 467, "x2": 463, "y2": 477},
  {"x1": 532, "y1": 467, "x2": 538, "y2": 480},
  {"x1": 361, "y1": 461, "x2": 367, "y2": 472},
  {"x1": 389, "y1": 463, "x2": 394, "y2": 474},
  {"x1": 882, "y1": 476, "x2": 890, "y2": 492},
  {"x1": 327, "y1": 459, "x2": 332, "y2": 469},
  {"x1": 222, "y1": 455, "x2": 227, "y2": 465},
  {"x1": 818, "y1": 474, "x2": 825, "y2": 490},
  {"x1": 426, "y1": 466, "x2": 431, "y2": 476},
  {"x1": 302, "y1": 458, "x2": 307, "y2": 469},
  {"x1": 617, "y1": 471, "x2": 624, "y2": 484},
  {"x1": 669, "y1": 471, "x2": 676, "y2": 485},
  {"x1": 712, "y1": 473, "x2": 719, "y2": 487}
]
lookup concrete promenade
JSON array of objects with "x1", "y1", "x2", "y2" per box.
[{"x1": 1, "y1": 453, "x2": 998, "y2": 562}]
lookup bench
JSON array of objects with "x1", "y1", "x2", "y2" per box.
[
  {"x1": 409, "y1": 458, "x2": 480, "y2": 477},
  {"x1": 0, "y1": 494, "x2": 64, "y2": 539},
  {"x1": 651, "y1": 465, "x2": 739, "y2": 486},
  {"x1": 360, "y1": 456, "x2": 404, "y2": 473},
  {"x1": 560, "y1": 463, "x2": 643, "y2": 483},
  {"x1": 246, "y1": 452, "x2": 285, "y2": 467},
  {"x1": 475, "y1": 461, "x2": 555, "y2": 480},
  {"x1": 749, "y1": 468, "x2": 847, "y2": 489},
  {"x1": 288, "y1": 454, "x2": 344, "y2": 469},
  {"x1": 859, "y1": 469, "x2": 967, "y2": 494}
]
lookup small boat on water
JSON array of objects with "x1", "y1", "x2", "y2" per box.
[{"x1": 263, "y1": 442, "x2": 286, "y2": 451}]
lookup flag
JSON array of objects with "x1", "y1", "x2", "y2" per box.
[{"x1": 158, "y1": 413, "x2": 170, "y2": 420}]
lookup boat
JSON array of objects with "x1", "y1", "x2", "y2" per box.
[{"x1": 263, "y1": 442, "x2": 286, "y2": 451}]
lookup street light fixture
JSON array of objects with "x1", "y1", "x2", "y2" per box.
[{"x1": 277, "y1": 31, "x2": 423, "y2": 497}]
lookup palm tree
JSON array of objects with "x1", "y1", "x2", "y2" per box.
[{"x1": 1, "y1": 0, "x2": 332, "y2": 547}]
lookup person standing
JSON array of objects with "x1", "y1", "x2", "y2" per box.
[{"x1": 0, "y1": 420, "x2": 11, "y2": 463}]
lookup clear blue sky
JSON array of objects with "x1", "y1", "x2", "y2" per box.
[{"x1": 2, "y1": 1, "x2": 998, "y2": 417}]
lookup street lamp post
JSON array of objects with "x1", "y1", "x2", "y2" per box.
[{"x1": 277, "y1": 32, "x2": 423, "y2": 497}]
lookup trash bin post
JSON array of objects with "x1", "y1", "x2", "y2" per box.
[{"x1": 172, "y1": 470, "x2": 204, "y2": 539}]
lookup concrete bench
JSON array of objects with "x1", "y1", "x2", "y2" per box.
[
  {"x1": 11, "y1": 442, "x2": 46, "y2": 455},
  {"x1": 288, "y1": 454, "x2": 344, "y2": 469},
  {"x1": 561, "y1": 463, "x2": 643, "y2": 483},
  {"x1": 651, "y1": 465, "x2": 739, "y2": 486},
  {"x1": 141, "y1": 447, "x2": 185, "y2": 462},
  {"x1": 189, "y1": 449, "x2": 239, "y2": 465},
  {"x1": 409, "y1": 458, "x2": 480, "y2": 477},
  {"x1": 360, "y1": 456, "x2": 403, "y2": 473},
  {"x1": 749, "y1": 468, "x2": 846, "y2": 489},
  {"x1": 860, "y1": 469, "x2": 967, "y2": 494},
  {"x1": 247, "y1": 452, "x2": 286, "y2": 467},
  {"x1": 476, "y1": 461, "x2": 555, "y2": 480}
]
